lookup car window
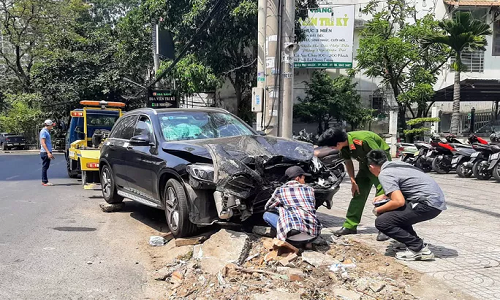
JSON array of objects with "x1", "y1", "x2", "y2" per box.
[
  {"x1": 110, "y1": 116, "x2": 137, "y2": 140},
  {"x1": 134, "y1": 115, "x2": 154, "y2": 140},
  {"x1": 159, "y1": 111, "x2": 255, "y2": 141},
  {"x1": 87, "y1": 114, "x2": 119, "y2": 127}
]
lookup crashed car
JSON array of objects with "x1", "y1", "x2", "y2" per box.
[{"x1": 99, "y1": 108, "x2": 343, "y2": 237}]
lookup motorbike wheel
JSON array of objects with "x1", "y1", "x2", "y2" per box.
[
  {"x1": 493, "y1": 164, "x2": 500, "y2": 182},
  {"x1": 456, "y1": 162, "x2": 472, "y2": 178},
  {"x1": 432, "y1": 157, "x2": 450, "y2": 174},
  {"x1": 473, "y1": 160, "x2": 492, "y2": 180},
  {"x1": 415, "y1": 158, "x2": 432, "y2": 173}
]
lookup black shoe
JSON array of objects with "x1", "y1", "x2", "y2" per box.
[
  {"x1": 334, "y1": 227, "x2": 357, "y2": 237},
  {"x1": 377, "y1": 231, "x2": 390, "y2": 241}
]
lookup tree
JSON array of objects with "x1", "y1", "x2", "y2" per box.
[
  {"x1": 404, "y1": 117, "x2": 440, "y2": 142},
  {"x1": 0, "y1": 93, "x2": 42, "y2": 139},
  {"x1": 423, "y1": 11, "x2": 491, "y2": 135},
  {"x1": 294, "y1": 71, "x2": 372, "y2": 134},
  {"x1": 355, "y1": 0, "x2": 450, "y2": 134}
]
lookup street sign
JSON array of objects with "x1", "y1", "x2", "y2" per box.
[{"x1": 147, "y1": 89, "x2": 178, "y2": 108}]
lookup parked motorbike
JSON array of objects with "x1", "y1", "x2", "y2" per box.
[
  {"x1": 430, "y1": 138, "x2": 457, "y2": 174},
  {"x1": 452, "y1": 134, "x2": 482, "y2": 178},
  {"x1": 412, "y1": 141, "x2": 434, "y2": 172},
  {"x1": 469, "y1": 143, "x2": 500, "y2": 180},
  {"x1": 486, "y1": 133, "x2": 500, "y2": 182}
]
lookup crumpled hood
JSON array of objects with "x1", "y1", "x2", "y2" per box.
[{"x1": 161, "y1": 135, "x2": 314, "y2": 163}]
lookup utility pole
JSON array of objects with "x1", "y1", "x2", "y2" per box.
[
  {"x1": 264, "y1": 0, "x2": 280, "y2": 136},
  {"x1": 255, "y1": 0, "x2": 267, "y2": 131},
  {"x1": 152, "y1": 23, "x2": 160, "y2": 88},
  {"x1": 279, "y1": 0, "x2": 295, "y2": 138}
]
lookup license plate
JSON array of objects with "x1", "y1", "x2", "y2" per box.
[
  {"x1": 492, "y1": 153, "x2": 500, "y2": 160},
  {"x1": 69, "y1": 150, "x2": 75, "y2": 157},
  {"x1": 471, "y1": 152, "x2": 479, "y2": 158}
]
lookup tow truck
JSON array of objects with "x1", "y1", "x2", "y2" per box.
[{"x1": 66, "y1": 100, "x2": 125, "y2": 189}]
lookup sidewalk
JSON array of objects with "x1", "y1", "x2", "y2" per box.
[{"x1": 318, "y1": 172, "x2": 500, "y2": 300}]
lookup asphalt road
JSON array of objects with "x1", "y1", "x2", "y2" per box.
[{"x1": 0, "y1": 152, "x2": 168, "y2": 299}]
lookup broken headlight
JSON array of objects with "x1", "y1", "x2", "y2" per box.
[{"x1": 186, "y1": 164, "x2": 215, "y2": 182}]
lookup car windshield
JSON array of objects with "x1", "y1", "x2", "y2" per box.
[
  {"x1": 87, "y1": 114, "x2": 119, "y2": 127},
  {"x1": 159, "y1": 111, "x2": 255, "y2": 141},
  {"x1": 476, "y1": 120, "x2": 500, "y2": 133}
]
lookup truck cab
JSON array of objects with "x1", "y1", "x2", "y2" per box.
[{"x1": 65, "y1": 101, "x2": 124, "y2": 181}]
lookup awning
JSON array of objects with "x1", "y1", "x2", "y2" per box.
[
  {"x1": 432, "y1": 79, "x2": 500, "y2": 102},
  {"x1": 443, "y1": 0, "x2": 500, "y2": 6}
]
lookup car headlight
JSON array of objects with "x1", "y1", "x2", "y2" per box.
[{"x1": 186, "y1": 164, "x2": 215, "y2": 182}]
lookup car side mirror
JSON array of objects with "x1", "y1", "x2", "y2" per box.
[{"x1": 130, "y1": 135, "x2": 154, "y2": 146}]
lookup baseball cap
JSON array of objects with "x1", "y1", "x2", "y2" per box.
[
  {"x1": 285, "y1": 166, "x2": 311, "y2": 180},
  {"x1": 44, "y1": 119, "x2": 54, "y2": 126}
]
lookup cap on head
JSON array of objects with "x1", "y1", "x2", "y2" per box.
[
  {"x1": 317, "y1": 128, "x2": 348, "y2": 147},
  {"x1": 285, "y1": 166, "x2": 311, "y2": 180},
  {"x1": 44, "y1": 119, "x2": 54, "y2": 126}
]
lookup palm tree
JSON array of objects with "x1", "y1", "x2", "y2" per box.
[{"x1": 424, "y1": 11, "x2": 491, "y2": 135}]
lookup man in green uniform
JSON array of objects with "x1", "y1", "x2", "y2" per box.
[{"x1": 317, "y1": 128, "x2": 391, "y2": 240}]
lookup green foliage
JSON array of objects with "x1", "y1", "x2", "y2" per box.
[
  {"x1": 404, "y1": 117, "x2": 440, "y2": 140},
  {"x1": 403, "y1": 127, "x2": 430, "y2": 136},
  {"x1": 356, "y1": 0, "x2": 450, "y2": 131},
  {"x1": 406, "y1": 117, "x2": 440, "y2": 126},
  {"x1": 294, "y1": 71, "x2": 372, "y2": 134},
  {"x1": 0, "y1": 93, "x2": 42, "y2": 136}
]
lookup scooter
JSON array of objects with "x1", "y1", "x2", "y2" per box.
[
  {"x1": 451, "y1": 134, "x2": 483, "y2": 178},
  {"x1": 431, "y1": 139, "x2": 456, "y2": 174},
  {"x1": 469, "y1": 143, "x2": 500, "y2": 180},
  {"x1": 486, "y1": 133, "x2": 500, "y2": 182},
  {"x1": 412, "y1": 142, "x2": 434, "y2": 172}
]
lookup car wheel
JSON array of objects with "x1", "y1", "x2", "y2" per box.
[
  {"x1": 456, "y1": 162, "x2": 472, "y2": 178},
  {"x1": 493, "y1": 164, "x2": 500, "y2": 182},
  {"x1": 473, "y1": 160, "x2": 492, "y2": 180},
  {"x1": 164, "y1": 179, "x2": 197, "y2": 238},
  {"x1": 101, "y1": 164, "x2": 123, "y2": 204}
]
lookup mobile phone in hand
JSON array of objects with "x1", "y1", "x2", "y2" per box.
[{"x1": 373, "y1": 198, "x2": 390, "y2": 207}]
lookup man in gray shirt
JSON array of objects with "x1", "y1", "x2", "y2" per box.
[{"x1": 367, "y1": 150, "x2": 446, "y2": 261}]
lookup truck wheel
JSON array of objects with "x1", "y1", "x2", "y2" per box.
[
  {"x1": 101, "y1": 165, "x2": 123, "y2": 204},
  {"x1": 456, "y1": 162, "x2": 472, "y2": 178},
  {"x1": 164, "y1": 179, "x2": 197, "y2": 238},
  {"x1": 493, "y1": 164, "x2": 500, "y2": 182},
  {"x1": 473, "y1": 160, "x2": 492, "y2": 180}
]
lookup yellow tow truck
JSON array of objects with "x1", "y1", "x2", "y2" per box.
[{"x1": 66, "y1": 100, "x2": 125, "y2": 189}]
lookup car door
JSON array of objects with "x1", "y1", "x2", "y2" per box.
[
  {"x1": 107, "y1": 115, "x2": 138, "y2": 189},
  {"x1": 126, "y1": 115, "x2": 160, "y2": 201}
]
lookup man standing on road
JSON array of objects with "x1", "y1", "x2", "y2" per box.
[
  {"x1": 40, "y1": 120, "x2": 55, "y2": 186},
  {"x1": 367, "y1": 149, "x2": 446, "y2": 261},
  {"x1": 317, "y1": 129, "x2": 391, "y2": 240}
]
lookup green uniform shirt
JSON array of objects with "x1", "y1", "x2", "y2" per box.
[{"x1": 340, "y1": 131, "x2": 390, "y2": 167}]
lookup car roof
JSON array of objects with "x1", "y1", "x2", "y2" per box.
[{"x1": 123, "y1": 107, "x2": 229, "y2": 117}]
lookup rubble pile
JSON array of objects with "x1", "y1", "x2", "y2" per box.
[{"x1": 153, "y1": 229, "x2": 422, "y2": 300}]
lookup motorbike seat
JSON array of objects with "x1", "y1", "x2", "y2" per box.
[
  {"x1": 491, "y1": 145, "x2": 500, "y2": 153},
  {"x1": 414, "y1": 142, "x2": 431, "y2": 149},
  {"x1": 473, "y1": 143, "x2": 491, "y2": 151}
]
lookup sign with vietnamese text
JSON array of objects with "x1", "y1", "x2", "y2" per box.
[
  {"x1": 147, "y1": 89, "x2": 178, "y2": 108},
  {"x1": 295, "y1": 6, "x2": 355, "y2": 69}
]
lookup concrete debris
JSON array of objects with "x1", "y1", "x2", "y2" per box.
[
  {"x1": 153, "y1": 266, "x2": 172, "y2": 281},
  {"x1": 175, "y1": 236, "x2": 206, "y2": 247},
  {"x1": 99, "y1": 202, "x2": 124, "y2": 212},
  {"x1": 301, "y1": 250, "x2": 338, "y2": 267},
  {"x1": 149, "y1": 236, "x2": 167, "y2": 246},
  {"x1": 370, "y1": 281, "x2": 386, "y2": 293},
  {"x1": 194, "y1": 229, "x2": 250, "y2": 275},
  {"x1": 333, "y1": 288, "x2": 361, "y2": 300},
  {"x1": 279, "y1": 252, "x2": 298, "y2": 266},
  {"x1": 251, "y1": 291, "x2": 301, "y2": 300},
  {"x1": 252, "y1": 226, "x2": 273, "y2": 237}
]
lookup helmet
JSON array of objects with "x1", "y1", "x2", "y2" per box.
[{"x1": 490, "y1": 132, "x2": 500, "y2": 143}]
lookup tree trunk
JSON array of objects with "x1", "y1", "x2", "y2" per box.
[{"x1": 450, "y1": 69, "x2": 461, "y2": 135}]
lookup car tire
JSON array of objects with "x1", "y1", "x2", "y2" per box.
[
  {"x1": 432, "y1": 157, "x2": 450, "y2": 174},
  {"x1": 456, "y1": 162, "x2": 472, "y2": 178},
  {"x1": 473, "y1": 160, "x2": 492, "y2": 180},
  {"x1": 164, "y1": 179, "x2": 197, "y2": 238},
  {"x1": 100, "y1": 164, "x2": 123, "y2": 204},
  {"x1": 493, "y1": 164, "x2": 500, "y2": 182}
]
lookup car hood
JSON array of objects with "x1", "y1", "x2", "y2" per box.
[{"x1": 161, "y1": 135, "x2": 314, "y2": 164}]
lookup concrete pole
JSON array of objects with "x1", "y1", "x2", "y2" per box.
[
  {"x1": 256, "y1": 0, "x2": 267, "y2": 131},
  {"x1": 431, "y1": 106, "x2": 439, "y2": 135},
  {"x1": 264, "y1": 0, "x2": 279, "y2": 136},
  {"x1": 279, "y1": 0, "x2": 294, "y2": 138},
  {"x1": 388, "y1": 110, "x2": 398, "y2": 157},
  {"x1": 153, "y1": 23, "x2": 160, "y2": 88}
]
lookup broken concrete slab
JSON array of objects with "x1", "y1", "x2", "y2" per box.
[
  {"x1": 369, "y1": 280, "x2": 386, "y2": 293},
  {"x1": 301, "y1": 251, "x2": 338, "y2": 267},
  {"x1": 273, "y1": 239, "x2": 299, "y2": 254},
  {"x1": 153, "y1": 266, "x2": 172, "y2": 281},
  {"x1": 99, "y1": 202, "x2": 124, "y2": 212},
  {"x1": 194, "y1": 229, "x2": 250, "y2": 275},
  {"x1": 251, "y1": 291, "x2": 301, "y2": 300},
  {"x1": 333, "y1": 288, "x2": 361, "y2": 300},
  {"x1": 279, "y1": 253, "x2": 298, "y2": 266}
]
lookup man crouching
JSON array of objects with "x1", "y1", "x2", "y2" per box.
[
  {"x1": 263, "y1": 166, "x2": 321, "y2": 247},
  {"x1": 367, "y1": 150, "x2": 447, "y2": 261}
]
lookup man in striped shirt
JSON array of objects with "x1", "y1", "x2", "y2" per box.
[{"x1": 263, "y1": 166, "x2": 322, "y2": 244}]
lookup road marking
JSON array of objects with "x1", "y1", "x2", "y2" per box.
[{"x1": 6, "y1": 175, "x2": 20, "y2": 180}]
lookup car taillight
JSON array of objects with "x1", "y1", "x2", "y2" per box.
[
  {"x1": 398, "y1": 147, "x2": 404, "y2": 151},
  {"x1": 86, "y1": 163, "x2": 99, "y2": 169},
  {"x1": 6, "y1": 138, "x2": 9, "y2": 141}
]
